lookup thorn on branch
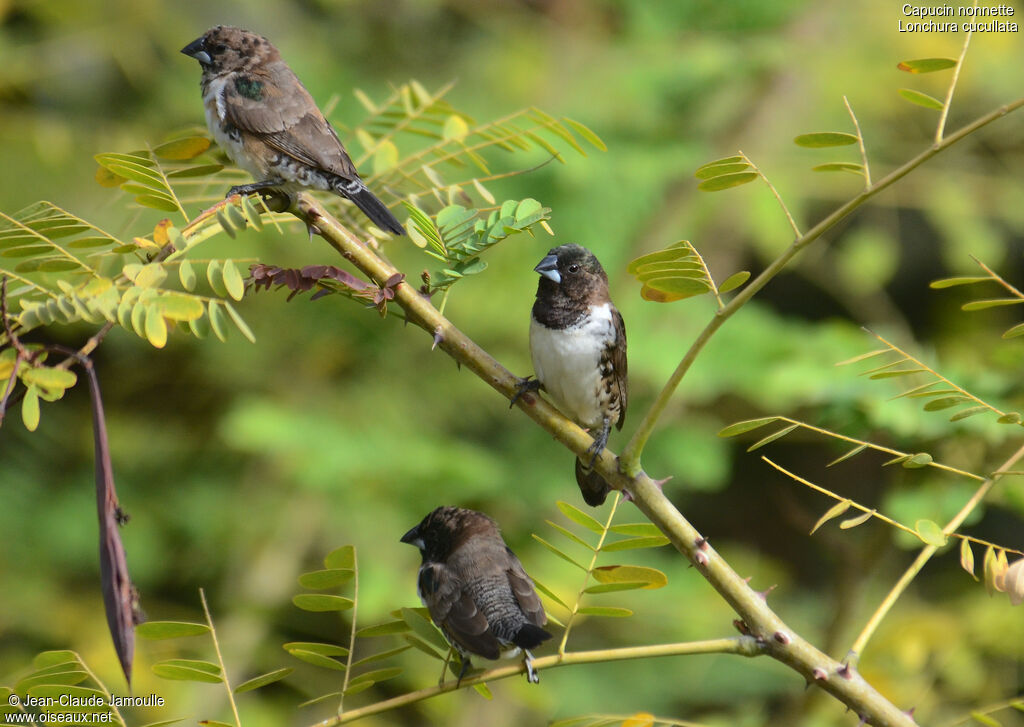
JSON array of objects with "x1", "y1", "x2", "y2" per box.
[
  {"x1": 694, "y1": 550, "x2": 709, "y2": 567},
  {"x1": 432, "y1": 326, "x2": 444, "y2": 351},
  {"x1": 812, "y1": 667, "x2": 828, "y2": 682},
  {"x1": 695, "y1": 536, "x2": 710, "y2": 550},
  {"x1": 757, "y1": 584, "x2": 778, "y2": 601},
  {"x1": 773, "y1": 630, "x2": 791, "y2": 645},
  {"x1": 837, "y1": 662, "x2": 854, "y2": 680}
]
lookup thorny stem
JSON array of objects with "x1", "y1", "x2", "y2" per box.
[
  {"x1": 558, "y1": 492, "x2": 621, "y2": 655},
  {"x1": 848, "y1": 440, "x2": 1024, "y2": 658},
  {"x1": 619, "y1": 96, "x2": 1024, "y2": 475},
  {"x1": 298, "y1": 194, "x2": 918, "y2": 726},
  {"x1": 936, "y1": 0, "x2": 978, "y2": 144},
  {"x1": 337, "y1": 549, "x2": 359, "y2": 716},
  {"x1": 318, "y1": 638, "x2": 756, "y2": 726},
  {"x1": 200, "y1": 588, "x2": 242, "y2": 727},
  {"x1": 843, "y1": 95, "x2": 872, "y2": 188}
]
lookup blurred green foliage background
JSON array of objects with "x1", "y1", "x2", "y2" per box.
[{"x1": 2, "y1": 0, "x2": 1024, "y2": 725}]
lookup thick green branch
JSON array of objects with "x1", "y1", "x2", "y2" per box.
[
  {"x1": 618, "y1": 96, "x2": 1024, "y2": 474},
  {"x1": 320, "y1": 638, "x2": 754, "y2": 726},
  {"x1": 297, "y1": 195, "x2": 918, "y2": 726}
]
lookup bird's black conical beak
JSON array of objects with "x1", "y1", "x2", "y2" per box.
[
  {"x1": 400, "y1": 525, "x2": 422, "y2": 546},
  {"x1": 181, "y1": 37, "x2": 212, "y2": 65},
  {"x1": 534, "y1": 253, "x2": 560, "y2": 284}
]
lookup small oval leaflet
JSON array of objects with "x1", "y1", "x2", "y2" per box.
[
  {"x1": 234, "y1": 667, "x2": 293, "y2": 694},
  {"x1": 292, "y1": 594, "x2": 355, "y2": 612},
  {"x1": 698, "y1": 171, "x2": 759, "y2": 191},
  {"x1": 960, "y1": 539, "x2": 976, "y2": 580},
  {"x1": 136, "y1": 621, "x2": 210, "y2": 639},
  {"x1": 592, "y1": 564, "x2": 668, "y2": 590},
  {"x1": 793, "y1": 132, "x2": 859, "y2": 148},
  {"x1": 914, "y1": 519, "x2": 947, "y2": 547},
  {"x1": 153, "y1": 136, "x2": 212, "y2": 160},
  {"x1": 718, "y1": 271, "x2": 750, "y2": 293},
  {"x1": 718, "y1": 417, "x2": 780, "y2": 438},
  {"x1": 297, "y1": 568, "x2": 355, "y2": 590},
  {"x1": 897, "y1": 57, "x2": 957, "y2": 73},
  {"x1": 839, "y1": 509, "x2": 875, "y2": 529},
  {"x1": 898, "y1": 89, "x2": 944, "y2": 111},
  {"x1": 557, "y1": 500, "x2": 605, "y2": 534},
  {"x1": 810, "y1": 500, "x2": 851, "y2": 535}
]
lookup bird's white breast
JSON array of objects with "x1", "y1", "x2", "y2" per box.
[{"x1": 530, "y1": 302, "x2": 614, "y2": 430}]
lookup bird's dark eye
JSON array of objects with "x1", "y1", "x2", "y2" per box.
[
  {"x1": 568, "y1": 263, "x2": 580, "y2": 273},
  {"x1": 214, "y1": 43, "x2": 227, "y2": 54}
]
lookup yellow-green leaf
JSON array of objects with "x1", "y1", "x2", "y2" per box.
[
  {"x1": 22, "y1": 385, "x2": 40, "y2": 431},
  {"x1": 915, "y1": 519, "x2": 947, "y2": 547},
  {"x1": 897, "y1": 57, "x2": 957, "y2": 73},
  {"x1": 698, "y1": 171, "x2": 759, "y2": 191},
  {"x1": 224, "y1": 301, "x2": 255, "y2": 343},
  {"x1": 898, "y1": 88, "x2": 944, "y2": 110},
  {"x1": 179, "y1": 259, "x2": 197, "y2": 291},
  {"x1": 374, "y1": 140, "x2": 399, "y2": 175},
  {"x1": 556, "y1": 500, "x2": 604, "y2": 533},
  {"x1": 234, "y1": 668, "x2": 293, "y2": 694},
  {"x1": 157, "y1": 293, "x2": 205, "y2": 322},
  {"x1": 324, "y1": 544, "x2": 356, "y2": 569},
  {"x1": 135, "y1": 263, "x2": 168, "y2": 289},
  {"x1": 960, "y1": 539, "x2": 977, "y2": 580},
  {"x1": 292, "y1": 594, "x2": 354, "y2": 612},
  {"x1": 794, "y1": 132, "x2": 859, "y2": 147},
  {"x1": 810, "y1": 500, "x2": 851, "y2": 535},
  {"x1": 222, "y1": 259, "x2": 244, "y2": 301},
  {"x1": 21, "y1": 367, "x2": 77, "y2": 391},
  {"x1": 718, "y1": 417, "x2": 780, "y2": 437},
  {"x1": 718, "y1": 270, "x2": 750, "y2": 293},
  {"x1": 577, "y1": 606, "x2": 633, "y2": 617},
  {"x1": 442, "y1": 115, "x2": 469, "y2": 140},
  {"x1": 839, "y1": 510, "x2": 875, "y2": 529},
  {"x1": 136, "y1": 621, "x2": 210, "y2": 639},
  {"x1": 153, "y1": 136, "x2": 212, "y2": 160},
  {"x1": 592, "y1": 564, "x2": 667, "y2": 589},
  {"x1": 297, "y1": 569, "x2": 354, "y2": 589}
]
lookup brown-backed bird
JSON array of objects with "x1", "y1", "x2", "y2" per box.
[
  {"x1": 180, "y1": 26, "x2": 404, "y2": 235},
  {"x1": 401, "y1": 506, "x2": 551, "y2": 683}
]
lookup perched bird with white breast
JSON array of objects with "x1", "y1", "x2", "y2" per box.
[
  {"x1": 401, "y1": 506, "x2": 551, "y2": 684},
  {"x1": 521, "y1": 244, "x2": 628, "y2": 506},
  {"x1": 180, "y1": 26, "x2": 405, "y2": 235}
]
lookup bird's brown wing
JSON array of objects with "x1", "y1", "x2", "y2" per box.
[
  {"x1": 421, "y1": 563, "x2": 500, "y2": 660},
  {"x1": 610, "y1": 306, "x2": 628, "y2": 430},
  {"x1": 220, "y1": 61, "x2": 359, "y2": 179},
  {"x1": 507, "y1": 556, "x2": 546, "y2": 628}
]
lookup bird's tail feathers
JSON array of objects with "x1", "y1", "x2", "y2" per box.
[
  {"x1": 575, "y1": 459, "x2": 612, "y2": 507},
  {"x1": 336, "y1": 179, "x2": 406, "y2": 236},
  {"x1": 514, "y1": 623, "x2": 553, "y2": 650}
]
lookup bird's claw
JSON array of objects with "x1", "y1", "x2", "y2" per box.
[{"x1": 510, "y1": 376, "x2": 541, "y2": 409}]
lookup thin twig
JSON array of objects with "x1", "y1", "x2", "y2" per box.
[
  {"x1": 936, "y1": 0, "x2": 978, "y2": 144},
  {"x1": 558, "y1": 492, "x2": 620, "y2": 655},
  {"x1": 323, "y1": 638, "x2": 755, "y2": 726},
  {"x1": 843, "y1": 96, "x2": 872, "y2": 188},
  {"x1": 337, "y1": 548, "x2": 359, "y2": 716},
  {"x1": 972, "y1": 255, "x2": 1024, "y2": 299},
  {"x1": 200, "y1": 588, "x2": 243, "y2": 727}
]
